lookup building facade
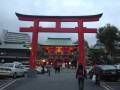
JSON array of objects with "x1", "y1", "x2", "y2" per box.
[
  {"x1": 90, "y1": 40, "x2": 120, "y2": 64},
  {"x1": 0, "y1": 30, "x2": 31, "y2": 63},
  {"x1": 41, "y1": 38, "x2": 77, "y2": 68}
]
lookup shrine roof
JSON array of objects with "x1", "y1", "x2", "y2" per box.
[
  {"x1": 41, "y1": 38, "x2": 77, "y2": 46},
  {"x1": 16, "y1": 13, "x2": 102, "y2": 18},
  {"x1": 16, "y1": 13, "x2": 103, "y2": 21}
]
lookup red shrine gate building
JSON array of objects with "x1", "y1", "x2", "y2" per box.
[
  {"x1": 16, "y1": 12, "x2": 102, "y2": 78},
  {"x1": 41, "y1": 37, "x2": 77, "y2": 68}
]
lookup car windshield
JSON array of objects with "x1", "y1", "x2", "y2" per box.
[
  {"x1": 1, "y1": 63, "x2": 14, "y2": 67},
  {"x1": 101, "y1": 65, "x2": 116, "y2": 69},
  {"x1": 0, "y1": 63, "x2": 3, "y2": 66}
]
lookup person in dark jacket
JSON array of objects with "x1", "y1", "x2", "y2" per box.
[
  {"x1": 94, "y1": 65, "x2": 101, "y2": 85},
  {"x1": 76, "y1": 63, "x2": 87, "y2": 90}
]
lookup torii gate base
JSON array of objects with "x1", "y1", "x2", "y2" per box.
[
  {"x1": 16, "y1": 13, "x2": 102, "y2": 78},
  {"x1": 27, "y1": 69, "x2": 37, "y2": 78}
]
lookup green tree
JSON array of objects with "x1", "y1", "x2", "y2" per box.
[
  {"x1": 37, "y1": 45, "x2": 46, "y2": 59},
  {"x1": 74, "y1": 40, "x2": 89, "y2": 48},
  {"x1": 97, "y1": 24, "x2": 120, "y2": 55},
  {"x1": 89, "y1": 49, "x2": 105, "y2": 64},
  {"x1": 72, "y1": 40, "x2": 89, "y2": 66},
  {"x1": 84, "y1": 40, "x2": 89, "y2": 48}
]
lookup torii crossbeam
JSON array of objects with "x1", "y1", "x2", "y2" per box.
[{"x1": 16, "y1": 13, "x2": 102, "y2": 77}]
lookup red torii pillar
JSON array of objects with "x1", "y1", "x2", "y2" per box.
[{"x1": 16, "y1": 13, "x2": 102, "y2": 77}]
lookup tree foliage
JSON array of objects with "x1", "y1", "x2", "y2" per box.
[
  {"x1": 37, "y1": 48, "x2": 46, "y2": 59},
  {"x1": 89, "y1": 49, "x2": 105, "y2": 64},
  {"x1": 97, "y1": 24, "x2": 120, "y2": 54},
  {"x1": 72, "y1": 40, "x2": 89, "y2": 62},
  {"x1": 74, "y1": 40, "x2": 89, "y2": 48}
]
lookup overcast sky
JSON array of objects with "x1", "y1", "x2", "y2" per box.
[{"x1": 0, "y1": 0, "x2": 120, "y2": 46}]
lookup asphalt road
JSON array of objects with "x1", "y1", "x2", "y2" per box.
[
  {"x1": 101, "y1": 81, "x2": 120, "y2": 90},
  {"x1": 0, "y1": 68, "x2": 106, "y2": 90}
]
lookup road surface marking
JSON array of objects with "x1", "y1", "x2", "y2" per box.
[
  {"x1": 0, "y1": 80, "x2": 16, "y2": 90},
  {"x1": 100, "y1": 82, "x2": 115, "y2": 90}
]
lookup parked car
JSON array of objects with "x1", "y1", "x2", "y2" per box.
[
  {"x1": 85, "y1": 66, "x2": 93, "y2": 78},
  {"x1": 0, "y1": 63, "x2": 3, "y2": 66},
  {"x1": 0, "y1": 63, "x2": 25, "y2": 79},
  {"x1": 88, "y1": 65, "x2": 120, "y2": 81},
  {"x1": 85, "y1": 66, "x2": 93, "y2": 74},
  {"x1": 36, "y1": 66, "x2": 47, "y2": 74},
  {"x1": 114, "y1": 64, "x2": 120, "y2": 69},
  {"x1": 36, "y1": 66, "x2": 43, "y2": 74},
  {"x1": 21, "y1": 65, "x2": 29, "y2": 73}
]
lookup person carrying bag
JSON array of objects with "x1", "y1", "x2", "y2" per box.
[{"x1": 76, "y1": 63, "x2": 87, "y2": 90}]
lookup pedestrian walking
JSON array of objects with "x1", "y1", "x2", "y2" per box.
[
  {"x1": 54, "y1": 64, "x2": 61, "y2": 74},
  {"x1": 42, "y1": 65, "x2": 45, "y2": 74},
  {"x1": 76, "y1": 63, "x2": 86, "y2": 90},
  {"x1": 54, "y1": 64, "x2": 57, "y2": 74},
  {"x1": 57, "y1": 65, "x2": 60, "y2": 74},
  {"x1": 46, "y1": 64, "x2": 52, "y2": 76},
  {"x1": 94, "y1": 65, "x2": 101, "y2": 85}
]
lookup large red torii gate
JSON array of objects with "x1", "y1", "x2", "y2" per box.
[{"x1": 16, "y1": 13, "x2": 102, "y2": 70}]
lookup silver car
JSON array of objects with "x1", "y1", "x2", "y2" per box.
[
  {"x1": 21, "y1": 65, "x2": 29, "y2": 73},
  {"x1": 0, "y1": 63, "x2": 25, "y2": 79}
]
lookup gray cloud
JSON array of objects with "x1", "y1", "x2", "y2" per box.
[{"x1": 0, "y1": 0, "x2": 120, "y2": 46}]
